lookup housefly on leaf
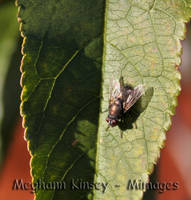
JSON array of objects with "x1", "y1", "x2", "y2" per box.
[{"x1": 106, "y1": 77, "x2": 144, "y2": 127}]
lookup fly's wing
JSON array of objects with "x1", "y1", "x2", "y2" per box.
[
  {"x1": 109, "y1": 79, "x2": 122, "y2": 104},
  {"x1": 123, "y1": 84, "x2": 144, "y2": 112}
]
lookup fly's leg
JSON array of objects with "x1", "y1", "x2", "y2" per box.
[
  {"x1": 120, "y1": 130, "x2": 123, "y2": 138},
  {"x1": 119, "y1": 76, "x2": 124, "y2": 86},
  {"x1": 101, "y1": 108, "x2": 108, "y2": 113},
  {"x1": 119, "y1": 76, "x2": 125, "y2": 90},
  {"x1": 105, "y1": 125, "x2": 110, "y2": 131},
  {"x1": 120, "y1": 112, "x2": 125, "y2": 124}
]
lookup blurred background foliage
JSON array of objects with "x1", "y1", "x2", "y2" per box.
[
  {"x1": 0, "y1": 1, "x2": 190, "y2": 200},
  {"x1": 0, "y1": 0, "x2": 21, "y2": 167}
]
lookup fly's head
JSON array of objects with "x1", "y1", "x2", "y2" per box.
[{"x1": 106, "y1": 115, "x2": 118, "y2": 127}]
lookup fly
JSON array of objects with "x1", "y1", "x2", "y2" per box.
[{"x1": 106, "y1": 77, "x2": 144, "y2": 127}]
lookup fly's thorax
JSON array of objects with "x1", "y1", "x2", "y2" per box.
[{"x1": 109, "y1": 98, "x2": 123, "y2": 119}]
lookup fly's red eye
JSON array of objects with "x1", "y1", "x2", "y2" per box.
[
  {"x1": 112, "y1": 120, "x2": 117, "y2": 126},
  {"x1": 106, "y1": 117, "x2": 118, "y2": 127}
]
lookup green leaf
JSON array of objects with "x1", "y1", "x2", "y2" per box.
[
  {"x1": 95, "y1": 1, "x2": 191, "y2": 199},
  {"x1": 17, "y1": 0, "x2": 191, "y2": 200},
  {"x1": 17, "y1": 0, "x2": 104, "y2": 199},
  {"x1": 0, "y1": 3, "x2": 19, "y2": 165}
]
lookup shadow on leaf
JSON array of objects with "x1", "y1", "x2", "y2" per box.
[{"x1": 118, "y1": 87, "x2": 154, "y2": 131}]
